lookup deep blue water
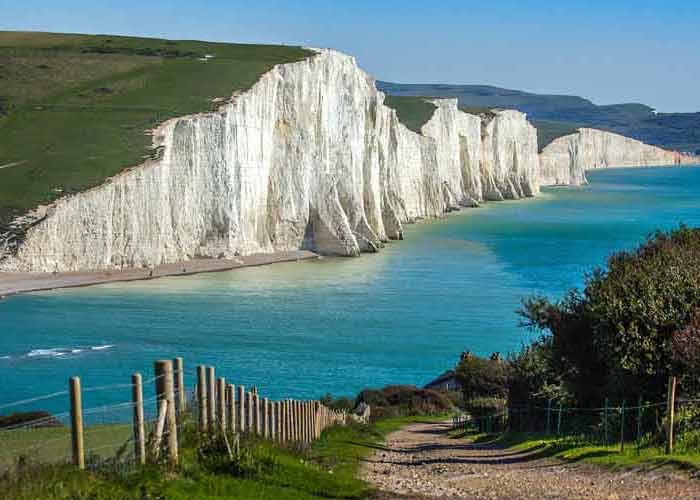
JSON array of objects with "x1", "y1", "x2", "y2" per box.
[{"x1": 2, "y1": 166, "x2": 700, "y2": 415}]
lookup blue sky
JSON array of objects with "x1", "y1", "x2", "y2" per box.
[{"x1": 2, "y1": 0, "x2": 698, "y2": 112}]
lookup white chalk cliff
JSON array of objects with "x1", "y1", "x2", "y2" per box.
[
  {"x1": 540, "y1": 128, "x2": 699, "y2": 186},
  {"x1": 1, "y1": 50, "x2": 696, "y2": 273},
  {"x1": 1, "y1": 49, "x2": 541, "y2": 272}
]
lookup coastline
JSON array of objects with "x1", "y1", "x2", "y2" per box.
[{"x1": 0, "y1": 250, "x2": 318, "y2": 298}]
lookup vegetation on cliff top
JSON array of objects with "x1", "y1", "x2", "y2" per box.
[
  {"x1": 378, "y1": 81, "x2": 700, "y2": 154},
  {"x1": 382, "y1": 95, "x2": 437, "y2": 134},
  {"x1": 0, "y1": 31, "x2": 312, "y2": 226}
]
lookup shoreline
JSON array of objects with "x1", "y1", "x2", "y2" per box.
[
  {"x1": 4, "y1": 164, "x2": 693, "y2": 299},
  {"x1": 0, "y1": 250, "x2": 319, "y2": 298}
]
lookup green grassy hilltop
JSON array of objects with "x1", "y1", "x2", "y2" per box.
[
  {"x1": 0, "y1": 31, "x2": 312, "y2": 226},
  {"x1": 378, "y1": 81, "x2": 700, "y2": 153}
]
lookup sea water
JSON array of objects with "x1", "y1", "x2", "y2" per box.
[{"x1": 2, "y1": 166, "x2": 700, "y2": 413}]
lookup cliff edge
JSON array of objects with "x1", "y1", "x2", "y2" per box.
[{"x1": 540, "y1": 128, "x2": 699, "y2": 186}]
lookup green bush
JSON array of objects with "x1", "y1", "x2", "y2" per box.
[
  {"x1": 507, "y1": 336, "x2": 569, "y2": 406},
  {"x1": 455, "y1": 355, "x2": 509, "y2": 401},
  {"x1": 357, "y1": 385, "x2": 453, "y2": 419},
  {"x1": 319, "y1": 393, "x2": 355, "y2": 411}
]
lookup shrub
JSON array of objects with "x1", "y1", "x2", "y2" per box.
[
  {"x1": 319, "y1": 393, "x2": 355, "y2": 411},
  {"x1": 507, "y1": 336, "x2": 569, "y2": 405},
  {"x1": 455, "y1": 355, "x2": 509, "y2": 402},
  {"x1": 356, "y1": 385, "x2": 453, "y2": 419}
]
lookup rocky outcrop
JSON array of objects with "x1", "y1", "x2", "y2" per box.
[
  {"x1": 0, "y1": 49, "x2": 539, "y2": 272},
  {"x1": 540, "y1": 128, "x2": 699, "y2": 186}
]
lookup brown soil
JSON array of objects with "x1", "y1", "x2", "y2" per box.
[{"x1": 363, "y1": 420, "x2": 700, "y2": 499}]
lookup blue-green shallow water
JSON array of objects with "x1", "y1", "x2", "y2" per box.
[{"x1": 2, "y1": 166, "x2": 700, "y2": 414}]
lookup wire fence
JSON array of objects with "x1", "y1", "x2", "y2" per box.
[
  {"x1": 0, "y1": 358, "x2": 351, "y2": 476},
  {"x1": 452, "y1": 378, "x2": 700, "y2": 455}
]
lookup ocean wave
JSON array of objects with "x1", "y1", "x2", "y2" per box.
[
  {"x1": 21, "y1": 345, "x2": 115, "y2": 359},
  {"x1": 90, "y1": 344, "x2": 114, "y2": 351}
]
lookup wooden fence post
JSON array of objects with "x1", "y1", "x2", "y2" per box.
[
  {"x1": 620, "y1": 400, "x2": 626, "y2": 453},
  {"x1": 303, "y1": 401, "x2": 308, "y2": 441},
  {"x1": 557, "y1": 402, "x2": 563, "y2": 435},
  {"x1": 152, "y1": 399, "x2": 168, "y2": 460},
  {"x1": 69, "y1": 376, "x2": 85, "y2": 470},
  {"x1": 313, "y1": 401, "x2": 319, "y2": 439},
  {"x1": 206, "y1": 367, "x2": 216, "y2": 432},
  {"x1": 132, "y1": 373, "x2": 146, "y2": 465},
  {"x1": 300, "y1": 401, "x2": 305, "y2": 442},
  {"x1": 173, "y1": 357, "x2": 185, "y2": 415},
  {"x1": 291, "y1": 400, "x2": 296, "y2": 441},
  {"x1": 155, "y1": 360, "x2": 179, "y2": 465},
  {"x1": 666, "y1": 376, "x2": 677, "y2": 454},
  {"x1": 273, "y1": 401, "x2": 279, "y2": 441},
  {"x1": 636, "y1": 395, "x2": 643, "y2": 453},
  {"x1": 217, "y1": 377, "x2": 226, "y2": 433},
  {"x1": 254, "y1": 394, "x2": 261, "y2": 435},
  {"x1": 238, "y1": 385, "x2": 246, "y2": 432},
  {"x1": 278, "y1": 401, "x2": 284, "y2": 442},
  {"x1": 603, "y1": 398, "x2": 609, "y2": 445},
  {"x1": 246, "y1": 391, "x2": 254, "y2": 433},
  {"x1": 283, "y1": 400, "x2": 289, "y2": 441},
  {"x1": 296, "y1": 400, "x2": 304, "y2": 441},
  {"x1": 262, "y1": 398, "x2": 269, "y2": 439},
  {"x1": 197, "y1": 365, "x2": 207, "y2": 431},
  {"x1": 227, "y1": 384, "x2": 236, "y2": 432},
  {"x1": 306, "y1": 401, "x2": 311, "y2": 442}
]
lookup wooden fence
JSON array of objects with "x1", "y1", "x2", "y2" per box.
[{"x1": 66, "y1": 357, "x2": 349, "y2": 469}]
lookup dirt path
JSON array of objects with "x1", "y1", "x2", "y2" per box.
[{"x1": 363, "y1": 420, "x2": 700, "y2": 499}]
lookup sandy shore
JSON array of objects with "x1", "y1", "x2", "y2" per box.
[{"x1": 0, "y1": 250, "x2": 318, "y2": 297}]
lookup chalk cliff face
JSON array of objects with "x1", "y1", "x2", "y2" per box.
[
  {"x1": 540, "y1": 128, "x2": 699, "y2": 186},
  {"x1": 0, "y1": 50, "x2": 536, "y2": 272}
]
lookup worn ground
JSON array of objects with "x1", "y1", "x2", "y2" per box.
[{"x1": 363, "y1": 420, "x2": 700, "y2": 499}]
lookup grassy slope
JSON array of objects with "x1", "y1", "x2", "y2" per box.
[
  {"x1": 2, "y1": 416, "x2": 439, "y2": 500},
  {"x1": 464, "y1": 432, "x2": 700, "y2": 471},
  {"x1": 0, "y1": 424, "x2": 132, "y2": 470},
  {"x1": 383, "y1": 95, "x2": 437, "y2": 134},
  {"x1": 531, "y1": 119, "x2": 582, "y2": 152},
  {"x1": 377, "y1": 81, "x2": 700, "y2": 154},
  {"x1": 0, "y1": 31, "x2": 312, "y2": 226}
]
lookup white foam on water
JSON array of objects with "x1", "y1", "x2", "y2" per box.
[
  {"x1": 23, "y1": 345, "x2": 115, "y2": 359},
  {"x1": 90, "y1": 344, "x2": 114, "y2": 351}
]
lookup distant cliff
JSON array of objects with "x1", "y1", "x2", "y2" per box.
[
  {"x1": 1, "y1": 50, "x2": 540, "y2": 272},
  {"x1": 540, "y1": 128, "x2": 699, "y2": 186}
]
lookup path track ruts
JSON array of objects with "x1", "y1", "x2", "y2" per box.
[{"x1": 363, "y1": 419, "x2": 700, "y2": 499}]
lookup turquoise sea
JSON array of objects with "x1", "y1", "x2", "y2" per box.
[{"x1": 2, "y1": 166, "x2": 700, "y2": 414}]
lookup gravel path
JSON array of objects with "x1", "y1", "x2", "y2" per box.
[{"x1": 363, "y1": 419, "x2": 700, "y2": 499}]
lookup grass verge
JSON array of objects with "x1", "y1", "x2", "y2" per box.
[
  {"x1": 457, "y1": 431, "x2": 700, "y2": 471},
  {"x1": 0, "y1": 415, "x2": 440, "y2": 499}
]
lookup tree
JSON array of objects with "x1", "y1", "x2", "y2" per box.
[{"x1": 520, "y1": 226, "x2": 700, "y2": 404}]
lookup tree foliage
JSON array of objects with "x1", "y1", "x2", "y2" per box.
[
  {"x1": 455, "y1": 356, "x2": 509, "y2": 402},
  {"x1": 519, "y1": 226, "x2": 700, "y2": 404}
]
